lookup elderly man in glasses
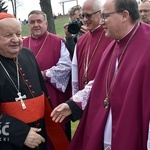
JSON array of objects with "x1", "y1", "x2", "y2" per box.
[
  {"x1": 139, "y1": 0, "x2": 150, "y2": 24},
  {"x1": 70, "y1": 0, "x2": 112, "y2": 97},
  {"x1": 51, "y1": 0, "x2": 112, "y2": 127}
]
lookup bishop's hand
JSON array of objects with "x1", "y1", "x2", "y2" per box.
[
  {"x1": 50, "y1": 103, "x2": 72, "y2": 123},
  {"x1": 24, "y1": 127, "x2": 45, "y2": 149}
]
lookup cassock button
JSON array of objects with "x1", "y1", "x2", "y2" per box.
[
  {"x1": 25, "y1": 79, "x2": 28, "y2": 82},
  {"x1": 29, "y1": 85, "x2": 32, "y2": 88},
  {"x1": 19, "y1": 67, "x2": 22, "y2": 70},
  {"x1": 32, "y1": 91, "x2": 35, "y2": 94},
  {"x1": 36, "y1": 122, "x2": 40, "y2": 127}
]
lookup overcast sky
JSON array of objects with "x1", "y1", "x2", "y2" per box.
[
  {"x1": 7, "y1": 0, "x2": 86, "y2": 20},
  {"x1": 7, "y1": 0, "x2": 140, "y2": 21}
]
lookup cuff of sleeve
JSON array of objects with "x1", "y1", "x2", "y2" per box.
[
  {"x1": 43, "y1": 70, "x2": 49, "y2": 81},
  {"x1": 66, "y1": 100, "x2": 83, "y2": 122}
]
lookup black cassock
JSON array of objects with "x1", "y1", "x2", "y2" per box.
[{"x1": 0, "y1": 48, "x2": 48, "y2": 150}]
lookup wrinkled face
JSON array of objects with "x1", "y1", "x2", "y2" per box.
[
  {"x1": 80, "y1": 4, "x2": 101, "y2": 31},
  {"x1": 0, "y1": 18, "x2": 22, "y2": 58},
  {"x1": 28, "y1": 13, "x2": 48, "y2": 38},
  {"x1": 101, "y1": 0, "x2": 124, "y2": 39},
  {"x1": 139, "y1": 2, "x2": 150, "y2": 24}
]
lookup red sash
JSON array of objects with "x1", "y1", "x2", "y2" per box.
[
  {"x1": 44, "y1": 96, "x2": 69, "y2": 150},
  {"x1": 0, "y1": 94, "x2": 44, "y2": 123},
  {"x1": 0, "y1": 94, "x2": 69, "y2": 149}
]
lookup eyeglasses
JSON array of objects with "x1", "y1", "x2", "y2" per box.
[
  {"x1": 139, "y1": 9, "x2": 150, "y2": 14},
  {"x1": 79, "y1": 10, "x2": 101, "y2": 19},
  {"x1": 101, "y1": 11, "x2": 122, "y2": 20}
]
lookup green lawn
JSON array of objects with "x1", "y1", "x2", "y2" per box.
[
  {"x1": 55, "y1": 17, "x2": 69, "y2": 37},
  {"x1": 71, "y1": 121, "x2": 79, "y2": 138}
]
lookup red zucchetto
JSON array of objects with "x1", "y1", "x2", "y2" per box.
[{"x1": 0, "y1": 12, "x2": 15, "y2": 20}]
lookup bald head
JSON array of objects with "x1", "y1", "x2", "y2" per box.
[
  {"x1": 0, "y1": 17, "x2": 21, "y2": 31},
  {"x1": 80, "y1": 0, "x2": 102, "y2": 31},
  {"x1": 82, "y1": 0, "x2": 102, "y2": 11},
  {"x1": 0, "y1": 16, "x2": 22, "y2": 58}
]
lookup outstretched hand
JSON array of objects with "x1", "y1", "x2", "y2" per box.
[{"x1": 50, "y1": 103, "x2": 72, "y2": 123}]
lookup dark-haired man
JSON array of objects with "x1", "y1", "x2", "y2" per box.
[
  {"x1": 23, "y1": 10, "x2": 72, "y2": 142},
  {"x1": 68, "y1": 0, "x2": 150, "y2": 149}
]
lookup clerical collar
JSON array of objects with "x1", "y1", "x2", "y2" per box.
[
  {"x1": 0, "y1": 54, "x2": 17, "y2": 60},
  {"x1": 90, "y1": 25, "x2": 101, "y2": 33},
  {"x1": 31, "y1": 31, "x2": 48, "y2": 40},
  {"x1": 116, "y1": 22, "x2": 139, "y2": 42}
]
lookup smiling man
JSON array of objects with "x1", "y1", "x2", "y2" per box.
[
  {"x1": 0, "y1": 12, "x2": 70, "y2": 150},
  {"x1": 71, "y1": 0, "x2": 112, "y2": 97},
  {"x1": 0, "y1": 12, "x2": 47, "y2": 150},
  {"x1": 51, "y1": 0, "x2": 112, "y2": 123},
  {"x1": 23, "y1": 10, "x2": 72, "y2": 143},
  {"x1": 61, "y1": 0, "x2": 150, "y2": 149}
]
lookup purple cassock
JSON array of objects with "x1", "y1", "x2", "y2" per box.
[{"x1": 69, "y1": 22, "x2": 150, "y2": 150}]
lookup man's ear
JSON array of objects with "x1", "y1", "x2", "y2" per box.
[{"x1": 122, "y1": 10, "x2": 130, "y2": 23}]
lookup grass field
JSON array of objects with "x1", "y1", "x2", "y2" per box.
[
  {"x1": 71, "y1": 121, "x2": 79, "y2": 137},
  {"x1": 22, "y1": 17, "x2": 79, "y2": 138}
]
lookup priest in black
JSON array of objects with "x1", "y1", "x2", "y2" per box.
[{"x1": 0, "y1": 13, "x2": 68, "y2": 150}]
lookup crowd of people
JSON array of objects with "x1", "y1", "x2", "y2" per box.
[{"x1": 0, "y1": 0, "x2": 150, "y2": 150}]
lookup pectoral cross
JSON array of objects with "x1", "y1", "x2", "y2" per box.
[
  {"x1": 104, "y1": 97, "x2": 109, "y2": 109},
  {"x1": 83, "y1": 73, "x2": 88, "y2": 85},
  {"x1": 15, "y1": 92, "x2": 27, "y2": 109},
  {"x1": 83, "y1": 76, "x2": 88, "y2": 85}
]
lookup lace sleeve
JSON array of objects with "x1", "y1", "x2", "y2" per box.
[
  {"x1": 45, "y1": 40, "x2": 71, "y2": 92},
  {"x1": 70, "y1": 80, "x2": 94, "y2": 110}
]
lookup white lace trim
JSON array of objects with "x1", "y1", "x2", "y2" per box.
[
  {"x1": 72, "y1": 81, "x2": 79, "y2": 95},
  {"x1": 46, "y1": 64, "x2": 71, "y2": 92},
  {"x1": 71, "y1": 80, "x2": 94, "y2": 110},
  {"x1": 45, "y1": 40, "x2": 71, "y2": 92}
]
